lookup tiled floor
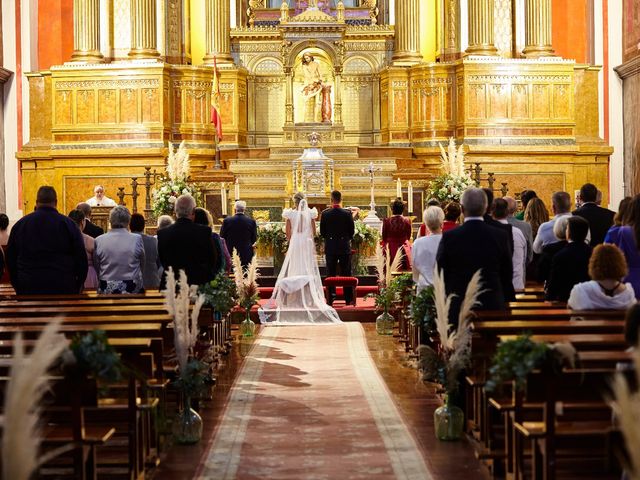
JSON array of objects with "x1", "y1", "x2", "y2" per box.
[{"x1": 152, "y1": 324, "x2": 490, "y2": 480}]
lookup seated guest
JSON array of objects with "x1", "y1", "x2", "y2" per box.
[
  {"x1": 604, "y1": 196, "x2": 632, "y2": 244},
  {"x1": 515, "y1": 189, "x2": 537, "y2": 220},
  {"x1": 545, "y1": 216, "x2": 591, "y2": 302},
  {"x1": 94, "y1": 206, "x2": 145, "y2": 294},
  {"x1": 76, "y1": 202, "x2": 104, "y2": 238},
  {"x1": 493, "y1": 198, "x2": 527, "y2": 291},
  {"x1": 572, "y1": 182, "x2": 615, "y2": 246},
  {"x1": 417, "y1": 198, "x2": 442, "y2": 237},
  {"x1": 568, "y1": 244, "x2": 636, "y2": 310},
  {"x1": 442, "y1": 202, "x2": 461, "y2": 233},
  {"x1": 536, "y1": 215, "x2": 570, "y2": 284},
  {"x1": 412, "y1": 206, "x2": 444, "y2": 292},
  {"x1": 194, "y1": 207, "x2": 231, "y2": 274},
  {"x1": 604, "y1": 194, "x2": 640, "y2": 298},
  {"x1": 6, "y1": 186, "x2": 87, "y2": 294},
  {"x1": 86, "y1": 184, "x2": 117, "y2": 207},
  {"x1": 436, "y1": 188, "x2": 514, "y2": 323},
  {"x1": 158, "y1": 195, "x2": 218, "y2": 287},
  {"x1": 68, "y1": 209, "x2": 98, "y2": 290},
  {"x1": 382, "y1": 198, "x2": 412, "y2": 269},
  {"x1": 156, "y1": 214, "x2": 174, "y2": 233},
  {"x1": 130, "y1": 213, "x2": 161, "y2": 290}
]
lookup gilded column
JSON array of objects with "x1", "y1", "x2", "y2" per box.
[
  {"x1": 465, "y1": 0, "x2": 498, "y2": 56},
  {"x1": 522, "y1": 0, "x2": 555, "y2": 57},
  {"x1": 392, "y1": 0, "x2": 423, "y2": 65},
  {"x1": 203, "y1": 0, "x2": 234, "y2": 65},
  {"x1": 71, "y1": 0, "x2": 104, "y2": 62},
  {"x1": 129, "y1": 0, "x2": 160, "y2": 58}
]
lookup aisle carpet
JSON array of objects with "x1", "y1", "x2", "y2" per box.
[{"x1": 197, "y1": 323, "x2": 432, "y2": 480}]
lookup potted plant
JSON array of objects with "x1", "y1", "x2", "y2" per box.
[
  {"x1": 410, "y1": 285, "x2": 437, "y2": 340},
  {"x1": 418, "y1": 268, "x2": 483, "y2": 440},
  {"x1": 231, "y1": 252, "x2": 260, "y2": 337},
  {"x1": 371, "y1": 244, "x2": 404, "y2": 335},
  {"x1": 65, "y1": 329, "x2": 123, "y2": 389},
  {"x1": 163, "y1": 267, "x2": 207, "y2": 444}
]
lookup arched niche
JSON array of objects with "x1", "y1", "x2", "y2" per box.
[{"x1": 292, "y1": 47, "x2": 335, "y2": 124}]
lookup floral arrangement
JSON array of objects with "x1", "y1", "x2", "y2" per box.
[
  {"x1": 418, "y1": 268, "x2": 483, "y2": 395},
  {"x1": 427, "y1": 138, "x2": 476, "y2": 203},
  {"x1": 232, "y1": 252, "x2": 260, "y2": 312},
  {"x1": 256, "y1": 223, "x2": 288, "y2": 255},
  {"x1": 153, "y1": 141, "x2": 201, "y2": 216},
  {"x1": 353, "y1": 220, "x2": 380, "y2": 256},
  {"x1": 197, "y1": 272, "x2": 238, "y2": 319},
  {"x1": 370, "y1": 244, "x2": 404, "y2": 314},
  {"x1": 67, "y1": 330, "x2": 122, "y2": 384}
]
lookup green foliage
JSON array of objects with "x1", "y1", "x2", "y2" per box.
[
  {"x1": 410, "y1": 286, "x2": 436, "y2": 330},
  {"x1": 352, "y1": 220, "x2": 380, "y2": 248},
  {"x1": 370, "y1": 286, "x2": 397, "y2": 313},
  {"x1": 389, "y1": 273, "x2": 414, "y2": 303},
  {"x1": 198, "y1": 272, "x2": 238, "y2": 317},
  {"x1": 173, "y1": 358, "x2": 209, "y2": 398},
  {"x1": 427, "y1": 173, "x2": 476, "y2": 203},
  {"x1": 256, "y1": 223, "x2": 288, "y2": 251},
  {"x1": 69, "y1": 330, "x2": 122, "y2": 384},
  {"x1": 485, "y1": 334, "x2": 550, "y2": 392}
]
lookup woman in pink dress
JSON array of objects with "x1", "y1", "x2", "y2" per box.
[{"x1": 69, "y1": 209, "x2": 99, "y2": 290}]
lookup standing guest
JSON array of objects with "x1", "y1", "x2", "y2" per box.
[
  {"x1": 545, "y1": 216, "x2": 591, "y2": 302},
  {"x1": 604, "y1": 196, "x2": 632, "y2": 244},
  {"x1": 436, "y1": 188, "x2": 514, "y2": 324},
  {"x1": 524, "y1": 197, "x2": 549, "y2": 240},
  {"x1": 6, "y1": 186, "x2": 87, "y2": 294},
  {"x1": 604, "y1": 194, "x2": 640, "y2": 298},
  {"x1": 412, "y1": 206, "x2": 444, "y2": 292},
  {"x1": 532, "y1": 192, "x2": 572, "y2": 253},
  {"x1": 417, "y1": 198, "x2": 442, "y2": 237},
  {"x1": 568, "y1": 244, "x2": 636, "y2": 310},
  {"x1": 86, "y1": 185, "x2": 117, "y2": 207},
  {"x1": 505, "y1": 197, "x2": 533, "y2": 264},
  {"x1": 572, "y1": 183, "x2": 615, "y2": 247},
  {"x1": 220, "y1": 200, "x2": 258, "y2": 268},
  {"x1": 493, "y1": 198, "x2": 527, "y2": 291},
  {"x1": 442, "y1": 202, "x2": 461, "y2": 233},
  {"x1": 537, "y1": 215, "x2": 570, "y2": 285},
  {"x1": 483, "y1": 188, "x2": 514, "y2": 255},
  {"x1": 0, "y1": 214, "x2": 9, "y2": 283},
  {"x1": 382, "y1": 198, "x2": 412, "y2": 269},
  {"x1": 320, "y1": 190, "x2": 356, "y2": 306},
  {"x1": 156, "y1": 214, "x2": 174, "y2": 232},
  {"x1": 129, "y1": 213, "x2": 161, "y2": 290},
  {"x1": 76, "y1": 202, "x2": 104, "y2": 238},
  {"x1": 515, "y1": 190, "x2": 538, "y2": 220},
  {"x1": 68, "y1": 209, "x2": 98, "y2": 290},
  {"x1": 94, "y1": 206, "x2": 145, "y2": 294},
  {"x1": 158, "y1": 195, "x2": 218, "y2": 287},
  {"x1": 194, "y1": 207, "x2": 231, "y2": 274}
]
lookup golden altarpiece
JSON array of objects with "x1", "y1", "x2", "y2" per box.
[{"x1": 18, "y1": 0, "x2": 611, "y2": 222}]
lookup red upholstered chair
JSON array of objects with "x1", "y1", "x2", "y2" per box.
[{"x1": 324, "y1": 276, "x2": 359, "y2": 306}]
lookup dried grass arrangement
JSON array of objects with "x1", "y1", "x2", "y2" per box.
[
  {"x1": 2, "y1": 320, "x2": 68, "y2": 480},
  {"x1": 232, "y1": 251, "x2": 260, "y2": 311},
  {"x1": 371, "y1": 244, "x2": 405, "y2": 313},
  {"x1": 439, "y1": 137, "x2": 466, "y2": 177}
]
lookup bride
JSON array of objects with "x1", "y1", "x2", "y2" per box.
[{"x1": 259, "y1": 192, "x2": 341, "y2": 325}]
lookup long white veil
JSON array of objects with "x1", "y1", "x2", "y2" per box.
[{"x1": 258, "y1": 199, "x2": 342, "y2": 325}]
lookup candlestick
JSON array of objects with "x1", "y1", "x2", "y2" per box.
[
  {"x1": 234, "y1": 178, "x2": 240, "y2": 201},
  {"x1": 396, "y1": 178, "x2": 402, "y2": 199},
  {"x1": 221, "y1": 183, "x2": 227, "y2": 216},
  {"x1": 408, "y1": 181, "x2": 414, "y2": 213}
]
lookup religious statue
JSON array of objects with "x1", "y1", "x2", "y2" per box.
[
  {"x1": 301, "y1": 52, "x2": 332, "y2": 123},
  {"x1": 280, "y1": 1, "x2": 290, "y2": 23}
]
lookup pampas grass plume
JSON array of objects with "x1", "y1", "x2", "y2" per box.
[{"x1": 2, "y1": 320, "x2": 67, "y2": 480}]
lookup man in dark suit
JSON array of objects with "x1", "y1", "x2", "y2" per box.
[
  {"x1": 320, "y1": 190, "x2": 356, "y2": 305},
  {"x1": 6, "y1": 186, "x2": 88, "y2": 294},
  {"x1": 572, "y1": 183, "x2": 614, "y2": 247},
  {"x1": 157, "y1": 195, "x2": 218, "y2": 287},
  {"x1": 483, "y1": 188, "x2": 514, "y2": 256},
  {"x1": 76, "y1": 202, "x2": 104, "y2": 238},
  {"x1": 436, "y1": 188, "x2": 514, "y2": 324},
  {"x1": 220, "y1": 200, "x2": 258, "y2": 267}
]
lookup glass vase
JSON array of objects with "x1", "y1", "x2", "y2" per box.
[
  {"x1": 172, "y1": 396, "x2": 203, "y2": 444},
  {"x1": 434, "y1": 395, "x2": 464, "y2": 441},
  {"x1": 376, "y1": 310, "x2": 394, "y2": 335},
  {"x1": 240, "y1": 309, "x2": 255, "y2": 337}
]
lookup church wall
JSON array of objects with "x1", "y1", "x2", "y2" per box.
[
  {"x1": 37, "y1": 0, "x2": 73, "y2": 70},
  {"x1": 552, "y1": 0, "x2": 592, "y2": 64}
]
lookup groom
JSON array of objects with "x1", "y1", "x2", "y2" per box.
[{"x1": 320, "y1": 190, "x2": 356, "y2": 306}]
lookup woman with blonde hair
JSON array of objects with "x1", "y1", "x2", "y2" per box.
[{"x1": 524, "y1": 197, "x2": 550, "y2": 239}]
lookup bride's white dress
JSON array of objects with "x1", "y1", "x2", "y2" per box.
[{"x1": 258, "y1": 200, "x2": 342, "y2": 325}]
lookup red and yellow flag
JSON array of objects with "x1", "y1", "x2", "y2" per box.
[{"x1": 211, "y1": 58, "x2": 223, "y2": 141}]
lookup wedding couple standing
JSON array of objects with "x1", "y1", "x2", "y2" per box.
[{"x1": 259, "y1": 190, "x2": 355, "y2": 325}]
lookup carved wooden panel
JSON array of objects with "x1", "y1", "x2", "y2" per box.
[
  {"x1": 469, "y1": 84, "x2": 486, "y2": 119},
  {"x1": 489, "y1": 84, "x2": 508, "y2": 119},
  {"x1": 98, "y1": 90, "x2": 117, "y2": 124},
  {"x1": 511, "y1": 84, "x2": 528, "y2": 119},
  {"x1": 76, "y1": 90, "x2": 96, "y2": 124},
  {"x1": 392, "y1": 88, "x2": 407, "y2": 124},
  {"x1": 141, "y1": 88, "x2": 160, "y2": 123},
  {"x1": 532, "y1": 84, "x2": 550, "y2": 119},
  {"x1": 55, "y1": 90, "x2": 73, "y2": 125},
  {"x1": 553, "y1": 84, "x2": 571, "y2": 119},
  {"x1": 120, "y1": 88, "x2": 138, "y2": 123}
]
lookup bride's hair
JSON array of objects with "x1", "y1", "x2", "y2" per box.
[{"x1": 293, "y1": 191, "x2": 306, "y2": 207}]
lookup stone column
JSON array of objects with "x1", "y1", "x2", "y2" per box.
[
  {"x1": 391, "y1": 0, "x2": 423, "y2": 65},
  {"x1": 203, "y1": 0, "x2": 234, "y2": 65},
  {"x1": 522, "y1": 0, "x2": 555, "y2": 57},
  {"x1": 71, "y1": 0, "x2": 104, "y2": 62},
  {"x1": 466, "y1": 0, "x2": 498, "y2": 56},
  {"x1": 129, "y1": 0, "x2": 160, "y2": 58}
]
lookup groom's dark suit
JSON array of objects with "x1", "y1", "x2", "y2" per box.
[
  {"x1": 320, "y1": 205, "x2": 355, "y2": 305},
  {"x1": 220, "y1": 212, "x2": 258, "y2": 267}
]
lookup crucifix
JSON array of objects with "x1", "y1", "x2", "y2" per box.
[{"x1": 360, "y1": 161, "x2": 383, "y2": 230}]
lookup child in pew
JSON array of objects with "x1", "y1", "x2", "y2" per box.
[{"x1": 568, "y1": 244, "x2": 636, "y2": 310}]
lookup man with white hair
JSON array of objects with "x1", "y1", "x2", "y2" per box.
[
  {"x1": 436, "y1": 188, "x2": 514, "y2": 323},
  {"x1": 220, "y1": 200, "x2": 258, "y2": 267},
  {"x1": 86, "y1": 185, "x2": 117, "y2": 207},
  {"x1": 157, "y1": 195, "x2": 218, "y2": 288}
]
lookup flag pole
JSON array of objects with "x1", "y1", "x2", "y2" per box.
[{"x1": 214, "y1": 129, "x2": 221, "y2": 170}]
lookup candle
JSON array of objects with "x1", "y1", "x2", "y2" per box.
[
  {"x1": 221, "y1": 183, "x2": 227, "y2": 216},
  {"x1": 408, "y1": 181, "x2": 414, "y2": 213},
  {"x1": 396, "y1": 178, "x2": 402, "y2": 199},
  {"x1": 234, "y1": 178, "x2": 240, "y2": 200}
]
